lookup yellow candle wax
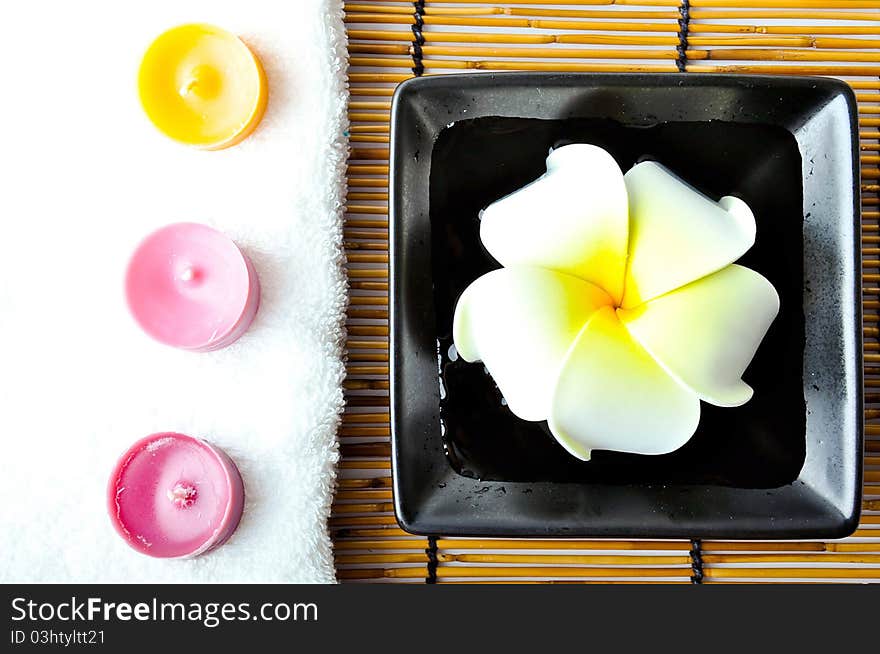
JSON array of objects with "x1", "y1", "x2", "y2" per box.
[{"x1": 138, "y1": 24, "x2": 268, "y2": 150}]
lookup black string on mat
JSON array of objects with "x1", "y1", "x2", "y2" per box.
[
  {"x1": 689, "y1": 539, "x2": 704, "y2": 584},
  {"x1": 411, "y1": 0, "x2": 426, "y2": 77},
  {"x1": 425, "y1": 536, "x2": 439, "y2": 584},
  {"x1": 676, "y1": 0, "x2": 691, "y2": 73}
]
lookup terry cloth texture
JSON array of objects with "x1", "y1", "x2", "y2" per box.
[{"x1": 0, "y1": 0, "x2": 348, "y2": 583}]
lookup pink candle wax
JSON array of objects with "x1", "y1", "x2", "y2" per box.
[
  {"x1": 108, "y1": 433, "x2": 245, "y2": 558},
  {"x1": 126, "y1": 222, "x2": 260, "y2": 352}
]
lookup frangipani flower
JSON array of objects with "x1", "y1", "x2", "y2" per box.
[{"x1": 453, "y1": 144, "x2": 779, "y2": 461}]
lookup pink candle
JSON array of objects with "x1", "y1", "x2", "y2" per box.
[
  {"x1": 108, "y1": 432, "x2": 245, "y2": 558},
  {"x1": 126, "y1": 222, "x2": 260, "y2": 352}
]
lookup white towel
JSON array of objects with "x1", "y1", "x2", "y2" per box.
[{"x1": 0, "y1": 0, "x2": 348, "y2": 583}]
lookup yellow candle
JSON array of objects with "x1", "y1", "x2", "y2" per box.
[{"x1": 138, "y1": 24, "x2": 268, "y2": 150}]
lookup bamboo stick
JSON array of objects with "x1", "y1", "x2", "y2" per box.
[
  {"x1": 345, "y1": 242, "x2": 387, "y2": 253},
  {"x1": 438, "y1": 580, "x2": 693, "y2": 584},
  {"x1": 345, "y1": 354, "x2": 388, "y2": 364},
  {"x1": 346, "y1": 253, "x2": 388, "y2": 264},
  {"x1": 350, "y1": 135, "x2": 390, "y2": 144},
  {"x1": 344, "y1": 229, "x2": 388, "y2": 240},
  {"x1": 348, "y1": 112, "x2": 392, "y2": 123},
  {"x1": 418, "y1": 45, "x2": 680, "y2": 59},
  {"x1": 345, "y1": 14, "x2": 677, "y2": 31},
  {"x1": 332, "y1": 527, "x2": 410, "y2": 538},
  {"x1": 689, "y1": 0, "x2": 880, "y2": 7},
  {"x1": 339, "y1": 1, "x2": 880, "y2": 585},
  {"x1": 698, "y1": 24, "x2": 880, "y2": 37},
  {"x1": 698, "y1": 49, "x2": 880, "y2": 62},
  {"x1": 340, "y1": 550, "x2": 880, "y2": 566},
  {"x1": 349, "y1": 73, "x2": 411, "y2": 84},
  {"x1": 345, "y1": 394, "x2": 390, "y2": 406},
  {"x1": 348, "y1": 164, "x2": 389, "y2": 175},
  {"x1": 350, "y1": 30, "x2": 880, "y2": 51},
  {"x1": 335, "y1": 538, "x2": 690, "y2": 551},
  {"x1": 336, "y1": 553, "x2": 428, "y2": 565},
  {"x1": 423, "y1": 58, "x2": 680, "y2": 72},
  {"x1": 664, "y1": 10, "x2": 880, "y2": 21},
  {"x1": 346, "y1": 339, "x2": 389, "y2": 349},
  {"x1": 348, "y1": 88, "x2": 396, "y2": 98},
  {"x1": 414, "y1": 0, "x2": 877, "y2": 6},
  {"x1": 339, "y1": 438, "x2": 391, "y2": 459},
  {"x1": 352, "y1": 28, "x2": 880, "y2": 49},
  {"x1": 344, "y1": 268, "x2": 387, "y2": 279},
  {"x1": 348, "y1": 4, "x2": 680, "y2": 19},
  {"x1": 510, "y1": 6, "x2": 880, "y2": 22},
  {"x1": 446, "y1": 553, "x2": 691, "y2": 565},
  {"x1": 347, "y1": 194, "x2": 389, "y2": 204},
  {"x1": 351, "y1": 148, "x2": 390, "y2": 160},
  {"x1": 342, "y1": 413, "x2": 391, "y2": 428},
  {"x1": 706, "y1": 553, "x2": 880, "y2": 564},
  {"x1": 357, "y1": 28, "x2": 679, "y2": 46},
  {"x1": 689, "y1": 63, "x2": 880, "y2": 75},
  {"x1": 329, "y1": 515, "x2": 398, "y2": 526},
  {"x1": 347, "y1": 352, "x2": 389, "y2": 363},
  {"x1": 347, "y1": 13, "x2": 880, "y2": 36},
  {"x1": 706, "y1": 568, "x2": 880, "y2": 580},
  {"x1": 335, "y1": 569, "x2": 417, "y2": 581},
  {"x1": 349, "y1": 100, "x2": 393, "y2": 111},
  {"x1": 336, "y1": 477, "x2": 393, "y2": 490},
  {"x1": 349, "y1": 281, "x2": 389, "y2": 291},
  {"x1": 335, "y1": 489, "x2": 394, "y2": 501},
  {"x1": 339, "y1": 567, "x2": 692, "y2": 580},
  {"x1": 350, "y1": 4, "x2": 508, "y2": 16},
  {"x1": 347, "y1": 299, "x2": 389, "y2": 308},
  {"x1": 339, "y1": 425, "x2": 390, "y2": 436},
  {"x1": 348, "y1": 176, "x2": 389, "y2": 186},
  {"x1": 851, "y1": 527, "x2": 880, "y2": 536},
  {"x1": 331, "y1": 500, "x2": 395, "y2": 513},
  {"x1": 344, "y1": 219, "x2": 389, "y2": 229},
  {"x1": 347, "y1": 312, "x2": 388, "y2": 323},
  {"x1": 350, "y1": 4, "x2": 880, "y2": 23},
  {"x1": 348, "y1": 53, "x2": 880, "y2": 76}
]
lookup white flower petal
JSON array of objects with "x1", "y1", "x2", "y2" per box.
[
  {"x1": 621, "y1": 161, "x2": 756, "y2": 308},
  {"x1": 453, "y1": 266, "x2": 611, "y2": 421},
  {"x1": 548, "y1": 306, "x2": 700, "y2": 461},
  {"x1": 618, "y1": 264, "x2": 779, "y2": 408},
  {"x1": 479, "y1": 144, "x2": 629, "y2": 304}
]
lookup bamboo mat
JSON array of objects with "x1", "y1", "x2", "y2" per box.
[{"x1": 335, "y1": 0, "x2": 880, "y2": 583}]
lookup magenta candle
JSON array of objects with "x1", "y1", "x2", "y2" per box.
[
  {"x1": 108, "y1": 433, "x2": 245, "y2": 558},
  {"x1": 126, "y1": 222, "x2": 260, "y2": 352}
]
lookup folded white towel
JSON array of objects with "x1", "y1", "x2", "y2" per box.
[{"x1": 0, "y1": 0, "x2": 348, "y2": 583}]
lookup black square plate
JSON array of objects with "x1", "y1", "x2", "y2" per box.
[{"x1": 389, "y1": 73, "x2": 862, "y2": 539}]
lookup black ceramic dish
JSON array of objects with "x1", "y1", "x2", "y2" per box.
[{"x1": 389, "y1": 73, "x2": 862, "y2": 539}]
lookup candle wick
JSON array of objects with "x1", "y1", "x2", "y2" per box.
[
  {"x1": 179, "y1": 77, "x2": 199, "y2": 97},
  {"x1": 168, "y1": 482, "x2": 198, "y2": 509},
  {"x1": 179, "y1": 266, "x2": 196, "y2": 283},
  {"x1": 178, "y1": 65, "x2": 221, "y2": 100}
]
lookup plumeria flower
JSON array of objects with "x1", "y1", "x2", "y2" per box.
[{"x1": 453, "y1": 144, "x2": 779, "y2": 461}]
